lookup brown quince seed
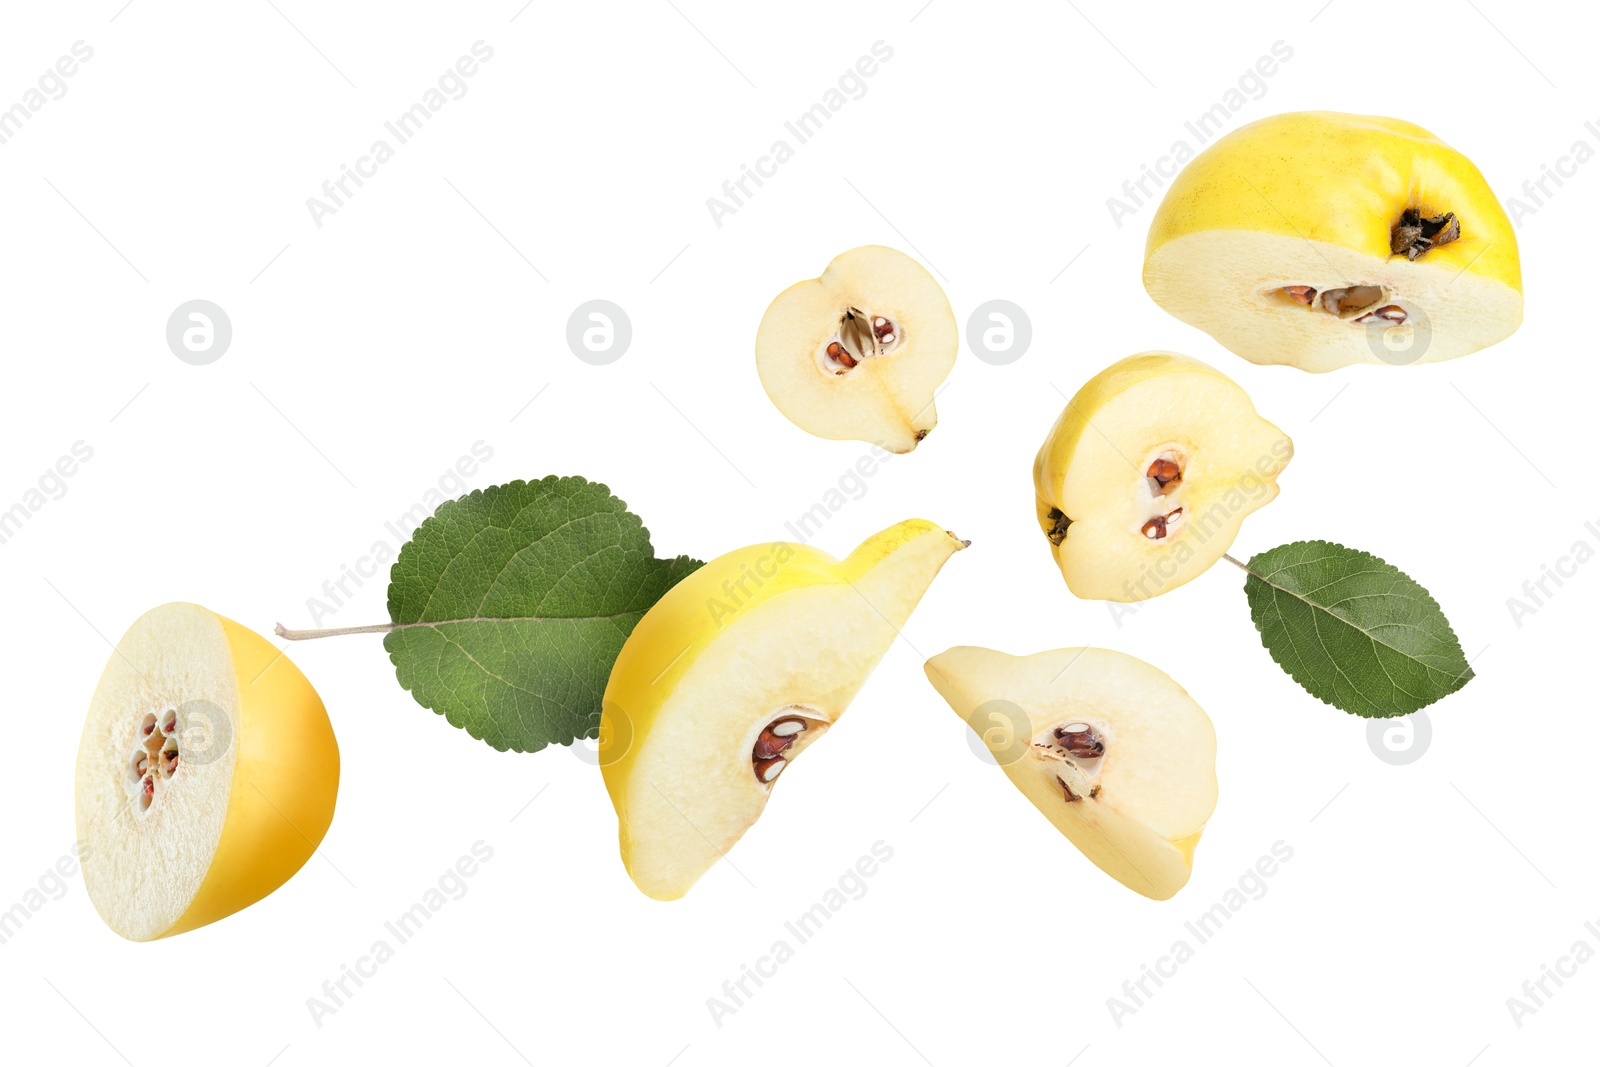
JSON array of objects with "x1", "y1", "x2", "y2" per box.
[
  {"x1": 1053, "y1": 722, "x2": 1104, "y2": 760},
  {"x1": 753, "y1": 732, "x2": 791, "y2": 760},
  {"x1": 1147, "y1": 458, "x2": 1182, "y2": 489}
]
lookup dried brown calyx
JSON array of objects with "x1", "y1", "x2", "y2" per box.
[
  {"x1": 751, "y1": 712, "x2": 815, "y2": 784},
  {"x1": 130, "y1": 707, "x2": 182, "y2": 812},
  {"x1": 1391, "y1": 209, "x2": 1460, "y2": 261},
  {"x1": 823, "y1": 307, "x2": 903, "y2": 375},
  {"x1": 1045, "y1": 507, "x2": 1073, "y2": 546}
]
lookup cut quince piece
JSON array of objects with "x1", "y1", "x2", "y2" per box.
[
  {"x1": 1035, "y1": 352, "x2": 1291, "y2": 602},
  {"x1": 75, "y1": 603, "x2": 339, "y2": 940},
  {"x1": 601, "y1": 519, "x2": 966, "y2": 900},
  {"x1": 1143, "y1": 111, "x2": 1523, "y2": 372},
  {"x1": 755, "y1": 245, "x2": 957, "y2": 452},
  {"x1": 925, "y1": 645, "x2": 1217, "y2": 900}
]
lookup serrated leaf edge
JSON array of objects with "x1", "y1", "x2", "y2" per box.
[{"x1": 1243, "y1": 539, "x2": 1474, "y2": 719}]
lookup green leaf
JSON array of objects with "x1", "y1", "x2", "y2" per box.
[
  {"x1": 382, "y1": 476, "x2": 701, "y2": 753},
  {"x1": 1240, "y1": 540, "x2": 1473, "y2": 718}
]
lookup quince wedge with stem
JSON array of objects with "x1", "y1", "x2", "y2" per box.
[{"x1": 1035, "y1": 352, "x2": 1291, "y2": 602}]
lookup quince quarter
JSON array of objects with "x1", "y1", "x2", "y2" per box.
[
  {"x1": 755, "y1": 246, "x2": 957, "y2": 452},
  {"x1": 925, "y1": 646, "x2": 1217, "y2": 900}
]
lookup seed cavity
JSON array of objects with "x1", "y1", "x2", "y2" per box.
[
  {"x1": 1146, "y1": 456, "x2": 1182, "y2": 494},
  {"x1": 1048, "y1": 723, "x2": 1107, "y2": 805},
  {"x1": 751, "y1": 712, "x2": 814, "y2": 784},
  {"x1": 130, "y1": 705, "x2": 181, "y2": 812},
  {"x1": 1321, "y1": 285, "x2": 1386, "y2": 319},
  {"x1": 1271, "y1": 284, "x2": 1405, "y2": 326},
  {"x1": 822, "y1": 307, "x2": 904, "y2": 375},
  {"x1": 1142, "y1": 507, "x2": 1183, "y2": 541},
  {"x1": 1052, "y1": 721, "x2": 1105, "y2": 760},
  {"x1": 1354, "y1": 304, "x2": 1409, "y2": 326}
]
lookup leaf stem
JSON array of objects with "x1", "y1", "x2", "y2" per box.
[
  {"x1": 1222, "y1": 553, "x2": 1251, "y2": 573},
  {"x1": 276, "y1": 621, "x2": 397, "y2": 641}
]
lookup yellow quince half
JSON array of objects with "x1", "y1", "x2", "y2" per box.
[
  {"x1": 925, "y1": 646, "x2": 1217, "y2": 901},
  {"x1": 1035, "y1": 352, "x2": 1291, "y2": 602},
  {"x1": 600, "y1": 519, "x2": 966, "y2": 900},
  {"x1": 1143, "y1": 111, "x2": 1522, "y2": 372},
  {"x1": 75, "y1": 603, "x2": 339, "y2": 940}
]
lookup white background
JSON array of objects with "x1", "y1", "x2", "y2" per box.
[{"x1": 1, "y1": 2, "x2": 1593, "y2": 1064}]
